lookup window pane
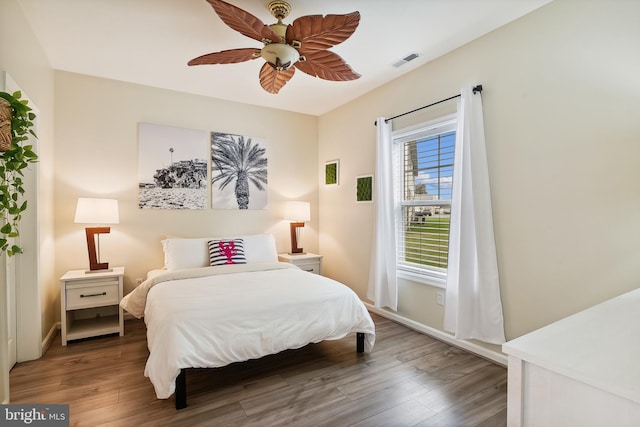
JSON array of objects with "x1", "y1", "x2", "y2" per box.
[
  {"x1": 403, "y1": 131, "x2": 455, "y2": 202},
  {"x1": 400, "y1": 206, "x2": 450, "y2": 269},
  {"x1": 396, "y1": 124, "x2": 455, "y2": 278}
]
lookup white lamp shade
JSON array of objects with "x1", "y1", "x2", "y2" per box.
[
  {"x1": 74, "y1": 198, "x2": 120, "y2": 224},
  {"x1": 285, "y1": 201, "x2": 310, "y2": 222}
]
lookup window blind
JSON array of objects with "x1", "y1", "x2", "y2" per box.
[{"x1": 394, "y1": 117, "x2": 456, "y2": 279}]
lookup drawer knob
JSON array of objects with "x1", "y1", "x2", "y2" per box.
[{"x1": 80, "y1": 292, "x2": 107, "y2": 298}]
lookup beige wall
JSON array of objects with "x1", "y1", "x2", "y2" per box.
[
  {"x1": 2, "y1": 0, "x2": 56, "y2": 349},
  {"x1": 0, "y1": 0, "x2": 56, "y2": 398},
  {"x1": 53, "y1": 71, "x2": 319, "y2": 302},
  {"x1": 5, "y1": 0, "x2": 639, "y2": 369},
  {"x1": 319, "y1": 0, "x2": 640, "y2": 349}
]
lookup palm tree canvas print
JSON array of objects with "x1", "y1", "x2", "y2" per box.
[
  {"x1": 138, "y1": 123, "x2": 208, "y2": 209},
  {"x1": 211, "y1": 132, "x2": 268, "y2": 210}
]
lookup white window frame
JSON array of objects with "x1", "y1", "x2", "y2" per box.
[{"x1": 393, "y1": 114, "x2": 457, "y2": 288}]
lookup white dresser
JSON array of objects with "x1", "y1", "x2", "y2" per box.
[{"x1": 502, "y1": 288, "x2": 640, "y2": 427}]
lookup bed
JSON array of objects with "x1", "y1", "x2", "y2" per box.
[{"x1": 120, "y1": 234, "x2": 376, "y2": 409}]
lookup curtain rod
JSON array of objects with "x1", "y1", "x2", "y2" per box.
[{"x1": 374, "y1": 84, "x2": 483, "y2": 126}]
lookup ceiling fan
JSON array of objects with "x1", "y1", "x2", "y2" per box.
[{"x1": 188, "y1": 0, "x2": 361, "y2": 94}]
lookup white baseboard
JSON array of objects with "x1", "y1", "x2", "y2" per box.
[
  {"x1": 40, "y1": 314, "x2": 137, "y2": 356},
  {"x1": 365, "y1": 303, "x2": 507, "y2": 366},
  {"x1": 41, "y1": 322, "x2": 60, "y2": 356}
]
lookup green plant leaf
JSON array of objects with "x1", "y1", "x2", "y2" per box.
[{"x1": 0, "y1": 91, "x2": 38, "y2": 256}]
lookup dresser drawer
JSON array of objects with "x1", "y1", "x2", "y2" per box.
[{"x1": 66, "y1": 280, "x2": 120, "y2": 310}]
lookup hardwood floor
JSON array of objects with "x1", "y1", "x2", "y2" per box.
[{"x1": 10, "y1": 314, "x2": 506, "y2": 426}]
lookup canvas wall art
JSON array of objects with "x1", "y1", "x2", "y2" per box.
[
  {"x1": 138, "y1": 123, "x2": 208, "y2": 209},
  {"x1": 211, "y1": 131, "x2": 268, "y2": 210}
]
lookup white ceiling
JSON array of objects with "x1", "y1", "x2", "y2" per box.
[{"x1": 19, "y1": 0, "x2": 552, "y2": 116}]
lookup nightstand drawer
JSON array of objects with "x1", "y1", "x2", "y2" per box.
[
  {"x1": 278, "y1": 253, "x2": 323, "y2": 275},
  {"x1": 66, "y1": 281, "x2": 119, "y2": 310},
  {"x1": 296, "y1": 262, "x2": 320, "y2": 275}
]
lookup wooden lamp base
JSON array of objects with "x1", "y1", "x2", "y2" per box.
[
  {"x1": 85, "y1": 226, "x2": 112, "y2": 272},
  {"x1": 289, "y1": 222, "x2": 305, "y2": 255}
]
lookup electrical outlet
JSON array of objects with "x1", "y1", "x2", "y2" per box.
[{"x1": 436, "y1": 291, "x2": 445, "y2": 306}]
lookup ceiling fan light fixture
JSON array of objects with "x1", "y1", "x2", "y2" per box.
[
  {"x1": 191, "y1": 0, "x2": 361, "y2": 93},
  {"x1": 261, "y1": 43, "x2": 299, "y2": 71}
]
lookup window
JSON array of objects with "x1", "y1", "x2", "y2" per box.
[{"x1": 394, "y1": 115, "x2": 457, "y2": 286}]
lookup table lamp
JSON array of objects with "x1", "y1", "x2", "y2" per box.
[
  {"x1": 74, "y1": 198, "x2": 119, "y2": 272},
  {"x1": 286, "y1": 201, "x2": 310, "y2": 254}
]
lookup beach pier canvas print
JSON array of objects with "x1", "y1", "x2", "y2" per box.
[
  {"x1": 211, "y1": 132, "x2": 268, "y2": 210},
  {"x1": 138, "y1": 123, "x2": 208, "y2": 209}
]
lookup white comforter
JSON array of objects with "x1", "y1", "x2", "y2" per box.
[{"x1": 120, "y1": 262, "x2": 375, "y2": 399}]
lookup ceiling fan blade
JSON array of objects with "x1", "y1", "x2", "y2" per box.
[
  {"x1": 188, "y1": 48, "x2": 260, "y2": 65},
  {"x1": 259, "y1": 63, "x2": 295, "y2": 94},
  {"x1": 286, "y1": 12, "x2": 360, "y2": 52},
  {"x1": 205, "y1": 0, "x2": 282, "y2": 43},
  {"x1": 295, "y1": 50, "x2": 360, "y2": 81}
]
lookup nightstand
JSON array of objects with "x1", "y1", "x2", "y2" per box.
[
  {"x1": 60, "y1": 267, "x2": 124, "y2": 345},
  {"x1": 278, "y1": 253, "x2": 323, "y2": 275}
]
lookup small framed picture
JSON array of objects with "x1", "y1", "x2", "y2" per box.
[
  {"x1": 325, "y1": 160, "x2": 339, "y2": 185},
  {"x1": 356, "y1": 174, "x2": 373, "y2": 203}
]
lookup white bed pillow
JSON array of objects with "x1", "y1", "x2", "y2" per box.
[
  {"x1": 241, "y1": 234, "x2": 279, "y2": 264},
  {"x1": 161, "y1": 238, "x2": 209, "y2": 270},
  {"x1": 161, "y1": 233, "x2": 278, "y2": 270}
]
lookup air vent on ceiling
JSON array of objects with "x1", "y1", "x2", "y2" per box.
[{"x1": 392, "y1": 52, "x2": 420, "y2": 68}]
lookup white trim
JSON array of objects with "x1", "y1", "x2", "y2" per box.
[
  {"x1": 365, "y1": 302, "x2": 507, "y2": 366},
  {"x1": 41, "y1": 322, "x2": 60, "y2": 355},
  {"x1": 394, "y1": 114, "x2": 457, "y2": 287},
  {"x1": 6, "y1": 73, "x2": 43, "y2": 363},
  {"x1": 398, "y1": 268, "x2": 446, "y2": 288},
  {"x1": 392, "y1": 113, "x2": 457, "y2": 142}
]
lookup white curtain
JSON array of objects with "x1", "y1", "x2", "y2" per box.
[
  {"x1": 367, "y1": 117, "x2": 398, "y2": 311},
  {"x1": 443, "y1": 86, "x2": 506, "y2": 344}
]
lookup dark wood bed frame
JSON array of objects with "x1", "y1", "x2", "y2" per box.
[{"x1": 175, "y1": 332, "x2": 366, "y2": 409}]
